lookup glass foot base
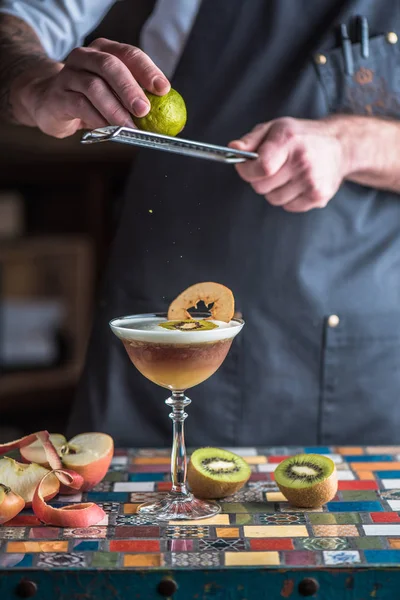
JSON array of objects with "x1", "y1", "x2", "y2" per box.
[{"x1": 137, "y1": 492, "x2": 220, "y2": 521}]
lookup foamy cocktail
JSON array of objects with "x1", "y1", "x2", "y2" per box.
[
  {"x1": 109, "y1": 283, "x2": 243, "y2": 521},
  {"x1": 112, "y1": 316, "x2": 239, "y2": 391}
]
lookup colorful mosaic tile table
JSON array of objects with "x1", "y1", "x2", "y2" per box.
[{"x1": 2, "y1": 446, "x2": 400, "y2": 599}]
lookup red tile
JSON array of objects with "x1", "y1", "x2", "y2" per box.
[
  {"x1": 29, "y1": 528, "x2": 60, "y2": 539},
  {"x1": 270, "y1": 473, "x2": 275, "y2": 481},
  {"x1": 129, "y1": 465, "x2": 170, "y2": 473},
  {"x1": 110, "y1": 540, "x2": 160, "y2": 552},
  {"x1": 249, "y1": 473, "x2": 268, "y2": 482},
  {"x1": 268, "y1": 456, "x2": 290, "y2": 464},
  {"x1": 338, "y1": 480, "x2": 378, "y2": 491},
  {"x1": 6, "y1": 515, "x2": 41, "y2": 526},
  {"x1": 114, "y1": 449, "x2": 128, "y2": 456},
  {"x1": 114, "y1": 526, "x2": 160, "y2": 538},
  {"x1": 370, "y1": 512, "x2": 400, "y2": 523},
  {"x1": 284, "y1": 551, "x2": 317, "y2": 566},
  {"x1": 157, "y1": 482, "x2": 172, "y2": 492},
  {"x1": 250, "y1": 538, "x2": 294, "y2": 551}
]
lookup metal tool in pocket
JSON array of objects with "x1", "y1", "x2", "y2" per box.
[{"x1": 81, "y1": 126, "x2": 259, "y2": 164}]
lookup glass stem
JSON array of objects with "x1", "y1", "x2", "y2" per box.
[{"x1": 166, "y1": 392, "x2": 191, "y2": 496}]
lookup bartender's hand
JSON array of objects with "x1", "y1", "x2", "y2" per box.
[
  {"x1": 229, "y1": 118, "x2": 345, "y2": 212},
  {"x1": 13, "y1": 38, "x2": 170, "y2": 138}
]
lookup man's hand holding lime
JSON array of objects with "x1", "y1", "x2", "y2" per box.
[{"x1": 11, "y1": 37, "x2": 176, "y2": 139}]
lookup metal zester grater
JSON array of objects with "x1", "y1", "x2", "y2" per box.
[{"x1": 81, "y1": 126, "x2": 258, "y2": 164}]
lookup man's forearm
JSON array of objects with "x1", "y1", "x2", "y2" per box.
[
  {"x1": 329, "y1": 114, "x2": 400, "y2": 194},
  {"x1": 0, "y1": 14, "x2": 59, "y2": 124}
]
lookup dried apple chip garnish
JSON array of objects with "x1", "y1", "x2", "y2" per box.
[{"x1": 167, "y1": 282, "x2": 235, "y2": 323}]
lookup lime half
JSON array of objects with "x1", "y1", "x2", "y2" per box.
[{"x1": 133, "y1": 88, "x2": 187, "y2": 137}]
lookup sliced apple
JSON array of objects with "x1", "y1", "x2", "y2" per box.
[
  {"x1": 0, "y1": 484, "x2": 25, "y2": 524},
  {"x1": 20, "y1": 434, "x2": 66, "y2": 465},
  {"x1": 0, "y1": 457, "x2": 59, "y2": 506},
  {"x1": 61, "y1": 433, "x2": 114, "y2": 491},
  {"x1": 21, "y1": 432, "x2": 114, "y2": 492}
]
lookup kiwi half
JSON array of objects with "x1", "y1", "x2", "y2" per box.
[
  {"x1": 274, "y1": 454, "x2": 337, "y2": 508},
  {"x1": 159, "y1": 319, "x2": 217, "y2": 331},
  {"x1": 187, "y1": 447, "x2": 251, "y2": 499}
]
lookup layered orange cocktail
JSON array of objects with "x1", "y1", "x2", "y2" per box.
[
  {"x1": 109, "y1": 282, "x2": 244, "y2": 521},
  {"x1": 111, "y1": 315, "x2": 241, "y2": 390}
]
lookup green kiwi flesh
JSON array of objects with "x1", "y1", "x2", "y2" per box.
[
  {"x1": 187, "y1": 447, "x2": 251, "y2": 499},
  {"x1": 274, "y1": 454, "x2": 337, "y2": 508},
  {"x1": 159, "y1": 319, "x2": 218, "y2": 331}
]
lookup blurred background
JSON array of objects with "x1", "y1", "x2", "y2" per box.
[{"x1": 0, "y1": 2, "x2": 154, "y2": 441}]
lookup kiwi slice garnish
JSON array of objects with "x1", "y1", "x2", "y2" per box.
[
  {"x1": 159, "y1": 319, "x2": 218, "y2": 331},
  {"x1": 187, "y1": 447, "x2": 251, "y2": 499},
  {"x1": 274, "y1": 454, "x2": 338, "y2": 508}
]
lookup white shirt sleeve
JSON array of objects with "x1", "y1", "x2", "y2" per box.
[
  {"x1": 0, "y1": 0, "x2": 118, "y2": 60},
  {"x1": 140, "y1": 0, "x2": 202, "y2": 79}
]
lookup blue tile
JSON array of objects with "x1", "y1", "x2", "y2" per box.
[
  {"x1": 305, "y1": 447, "x2": 331, "y2": 454},
  {"x1": 128, "y1": 473, "x2": 165, "y2": 482},
  {"x1": 72, "y1": 541, "x2": 100, "y2": 552},
  {"x1": 364, "y1": 550, "x2": 400, "y2": 564},
  {"x1": 344, "y1": 455, "x2": 393, "y2": 462},
  {"x1": 86, "y1": 492, "x2": 129, "y2": 502},
  {"x1": 327, "y1": 501, "x2": 383, "y2": 512},
  {"x1": 376, "y1": 471, "x2": 400, "y2": 479},
  {"x1": 0, "y1": 553, "x2": 33, "y2": 568}
]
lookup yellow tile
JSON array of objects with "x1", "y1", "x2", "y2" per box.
[
  {"x1": 357, "y1": 471, "x2": 376, "y2": 480},
  {"x1": 244, "y1": 456, "x2": 267, "y2": 464},
  {"x1": 313, "y1": 524, "x2": 358, "y2": 537},
  {"x1": 266, "y1": 492, "x2": 286, "y2": 502},
  {"x1": 131, "y1": 457, "x2": 170, "y2": 465},
  {"x1": 123, "y1": 554, "x2": 162, "y2": 567},
  {"x1": 352, "y1": 462, "x2": 400, "y2": 471},
  {"x1": 389, "y1": 538, "x2": 400, "y2": 549},
  {"x1": 244, "y1": 525, "x2": 308, "y2": 538},
  {"x1": 169, "y1": 514, "x2": 230, "y2": 525},
  {"x1": 225, "y1": 551, "x2": 280, "y2": 566},
  {"x1": 336, "y1": 447, "x2": 363, "y2": 455},
  {"x1": 123, "y1": 503, "x2": 140, "y2": 514},
  {"x1": 7, "y1": 541, "x2": 68, "y2": 553},
  {"x1": 216, "y1": 527, "x2": 240, "y2": 538}
]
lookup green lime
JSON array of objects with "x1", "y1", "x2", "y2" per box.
[{"x1": 133, "y1": 88, "x2": 187, "y2": 137}]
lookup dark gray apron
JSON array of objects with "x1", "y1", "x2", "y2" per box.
[{"x1": 68, "y1": 0, "x2": 400, "y2": 446}]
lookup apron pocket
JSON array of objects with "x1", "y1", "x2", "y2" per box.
[
  {"x1": 321, "y1": 311, "x2": 400, "y2": 444},
  {"x1": 315, "y1": 33, "x2": 400, "y2": 117}
]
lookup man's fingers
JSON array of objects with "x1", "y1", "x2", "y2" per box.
[
  {"x1": 234, "y1": 139, "x2": 288, "y2": 182},
  {"x1": 229, "y1": 123, "x2": 271, "y2": 152},
  {"x1": 283, "y1": 194, "x2": 320, "y2": 213},
  {"x1": 265, "y1": 178, "x2": 308, "y2": 206},
  {"x1": 251, "y1": 162, "x2": 292, "y2": 196},
  {"x1": 64, "y1": 69, "x2": 134, "y2": 126},
  {"x1": 62, "y1": 91, "x2": 108, "y2": 129},
  {"x1": 90, "y1": 38, "x2": 171, "y2": 96},
  {"x1": 66, "y1": 47, "x2": 151, "y2": 117}
]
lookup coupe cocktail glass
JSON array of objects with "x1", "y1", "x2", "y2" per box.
[{"x1": 109, "y1": 312, "x2": 243, "y2": 521}]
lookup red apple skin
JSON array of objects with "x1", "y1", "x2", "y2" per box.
[
  {"x1": 32, "y1": 470, "x2": 105, "y2": 527},
  {"x1": 0, "y1": 487, "x2": 25, "y2": 524},
  {"x1": 62, "y1": 446, "x2": 114, "y2": 492},
  {"x1": 25, "y1": 481, "x2": 59, "y2": 508}
]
